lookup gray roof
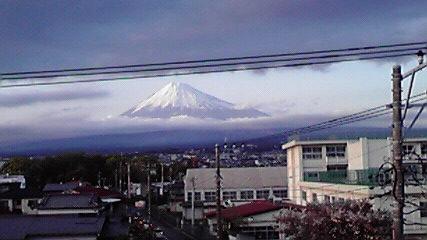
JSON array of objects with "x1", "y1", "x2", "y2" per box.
[
  {"x1": 38, "y1": 194, "x2": 100, "y2": 210},
  {"x1": 184, "y1": 167, "x2": 287, "y2": 191},
  {"x1": 0, "y1": 215, "x2": 105, "y2": 240},
  {"x1": 42, "y1": 182, "x2": 79, "y2": 192},
  {"x1": 0, "y1": 188, "x2": 42, "y2": 200}
]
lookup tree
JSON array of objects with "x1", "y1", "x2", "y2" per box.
[{"x1": 278, "y1": 200, "x2": 392, "y2": 240}]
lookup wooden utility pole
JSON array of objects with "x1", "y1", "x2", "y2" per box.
[
  {"x1": 127, "y1": 160, "x2": 131, "y2": 199},
  {"x1": 119, "y1": 152, "x2": 123, "y2": 193},
  {"x1": 215, "y1": 144, "x2": 223, "y2": 240},
  {"x1": 191, "y1": 176, "x2": 196, "y2": 226},
  {"x1": 391, "y1": 64, "x2": 404, "y2": 240},
  {"x1": 147, "y1": 160, "x2": 152, "y2": 223}
]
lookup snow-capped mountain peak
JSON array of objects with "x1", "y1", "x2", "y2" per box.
[{"x1": 122, "y1": 82, "x2": 269, "y2": 120}]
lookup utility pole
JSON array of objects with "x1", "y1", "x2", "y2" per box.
[
  {"x1": 160, "y1": 163, "x2": 164, "y2": 196},
  {"x1": 119, "y1": 153, "x2": 123, "y2": 193},
  {"x1": 391, "y1": 65, "x2": 404, "y2": 240},
  {"x1": 191, "y1": 176, "x2": 196, "y2": 226},
  {"x1": 147, "y1": 160, "x2": 152, "y2": 223},
  {"x1": 215, "y1": 143, "x2": 223, "y2": 240},
  {"x1": 127, "y1": 160, "x2": 131, "y2": 199}
]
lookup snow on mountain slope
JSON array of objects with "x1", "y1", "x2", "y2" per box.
[{"x1": 122, "y1": 82, "x2": 269, "y2": 120}]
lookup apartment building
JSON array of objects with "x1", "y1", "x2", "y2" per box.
[{"x1": 282, "y1": 137, "x2": 427, "y2": 239}]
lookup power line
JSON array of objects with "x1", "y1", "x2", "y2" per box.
[
  {"x1": 0, "y1": 52, "x2": 421, "y2": 88},
  {"x1": 2, "y1": 47, "x2": 425, "y2": 81},
  {"x1": 283, "y1": 93, "x2": 427, "y2": 137},
  {"x1": 3, "y1": 40, "x2": 427, "y2": 76}
]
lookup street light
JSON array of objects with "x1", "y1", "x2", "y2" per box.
[{"x1": 417, "y1": 50, "x2": 424, "y2": 65}]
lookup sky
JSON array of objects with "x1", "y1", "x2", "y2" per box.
[{"x1": 1, "y1": 0, "x2": 427, "y2": 145}]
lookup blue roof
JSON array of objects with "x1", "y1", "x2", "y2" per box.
[
  {"x1": 38, "y1": 194, "x2": 101, "y2": 210},
  {"x1": 0, "y1": 215, "x2": 105, "y2": 239}
]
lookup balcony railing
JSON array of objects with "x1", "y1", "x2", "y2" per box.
[{"x1": 303, "y1": 168, "x2": 380, "y2": 186}]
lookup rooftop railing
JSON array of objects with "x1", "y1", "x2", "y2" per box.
[{"x1": 303, "y1": 168, "x2": 381, "y2": 186}]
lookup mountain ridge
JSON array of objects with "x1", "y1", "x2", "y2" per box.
[{"x1": 122, "y1": 82, "x2": 268, "y2": 119}]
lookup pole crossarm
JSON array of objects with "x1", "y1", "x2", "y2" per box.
[{"x1": 402, "y1": 62, "x2": 427, "y2": 80}]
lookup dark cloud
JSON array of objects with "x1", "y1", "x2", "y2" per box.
[
  {"x1": 0, "y1": 89, "x2": 109, "y2": 107},
  {"x1": 1, "y1": 1, "x2": 426, "y2": 73}
]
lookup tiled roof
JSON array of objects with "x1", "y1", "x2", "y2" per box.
[
  {"x1": 42, "y1": 182, "x2": 80, "y2": 192},
  {"x1": 205, "y1": 200, "x2": 303, "y2": 221},
  {"x1": 0, "y1": 188, "x2": 42, "y2": 200},
  {"x1": 205, "y1": 200, "x2": 281, "y2": 221},
  {"x1": 38, "y1": 193, "x2": 100, "y2": 210},
  {"x1": 184, "y1": 167, "x2": 287, "y2": 191},
  {"x1": 75, "y1": 186, "x2": 122, "y2": 199},
  {"x1": 0, "y1": 215, "x2": 105, "y2": 240}
]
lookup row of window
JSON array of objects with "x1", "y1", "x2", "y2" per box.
[
  {"x1": 186, "y1": 189, "x2": 287, "y2": 202},
  {"x1": 302, "y1": 145, "x2": 346, "y2": 160},
  {"x1": 302, "y1": 144, "x2": 427, "y2": 160},
  {"x1": 401, "y1": 144, "x2": 427, "y2": 156},
  {"x1": 301, "y1": 190, "x2": 344, "y2": 203}
]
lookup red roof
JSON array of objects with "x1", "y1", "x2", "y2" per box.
[
  {"x1": 205, "y1": 200, "x2": 283, "y2": 221},
  {"x1": 75, "y1": 186, "x2": 122, "y2": 199}
]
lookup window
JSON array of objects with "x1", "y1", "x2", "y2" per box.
[
  {"x1": 421, "y1": 202, "x2": 427, "y2": 218},
  {"x1": 326, "y1": 145, "x2": 346, "y2": 157},
  {"x1": 187, "y1": 192, "x2": 201, "y2": 201},
  {"x1": 422, "y1": 144, "x2": 427, "y2": 155},
  {"x1": 240, "y1": 190, "x2": 254, "y2": 200},
  {"x1": 273, "y1": 189, "x2": 287, "y2": 198},
  {"x1": 306, "y1": 172, "x2": 319, "y2": 178},
  {"x1": 312, "y1": 193, "x2": 318, "y2": 203},
  {"x1": 256, "y1": 190, "x2": 270, "y2": 199},
  {"x1": 423, "y1": 164, "x2": 427, "y2": 175},
  {"x1": 331, "y1": 196, "x2": 336, "y2": 203},
  {"x1": 377, "y1": 171, "x2": 392, "y2": 185},
  {"x1": 28, "y1": 200, "x2": 38, "y2": 209},
  {"x1": 324, "y1": 195, "x2": 330, "y2": 203},
  {"x1": 302, "y1": 191, "x2": 307, "y2": 201},
  {"x1": 402, "y1": 145, "x2": 414, "y2": 155},
  {"x1": 338, "y1": 197, "x2": 345, "y2": 203},
  {"x1": 204, "y1": 191, "x2": 216, "y2": 202},
  {"x1": 223, "y1": 191, "x2": 237, "y2": 200},
  {"x1": 302, "y1": 146, "x2": 322, "y2": 160},
  {"x1": 194, "y1": 192, "x2": 201, "y2": 201}
]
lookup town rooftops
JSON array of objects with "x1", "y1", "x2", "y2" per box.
[
  {"x1": 184, "y1": 167, "x2": 287, "y2": 191},
  {"x1": 205, "y1": 200, "x2": 301, "y2": 221},
  {"x1": 74, "y1": 186, "x2": 122, "y2": 200},
  {"x1": 38, "y1": 193, "x2": 101, "y2": 210},
  {"x1": 42, "y1": 182, "x2": 81, "y2": 193},
  {"x1": 0, "y1": 188, "x2": 42, "y2": 200},
  {"x1": 0, "y1": 215, "x2": 105, "y2": 240}
]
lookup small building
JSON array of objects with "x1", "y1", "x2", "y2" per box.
[
  {"x1": 206, "y1": 200, "x2": 302, "y2": 239},
  {"x1": 168, "y1": 181, "x2": 185, "y2": 212},
  {"x1": 0, "y1": 215, "x2": 105, "y2": 240},
  {"x1": 183, "y1": 167, "x2": 287, "y2": 221},
  {"x1": 37, "y1": 193, "x2": 103, "y2": 215},
  {"x1": 0, "y1": 188, "x2": 42, "y2": 214},
  {"x1": 0, "y1": 175, "x2": 26, "y2": 192}
]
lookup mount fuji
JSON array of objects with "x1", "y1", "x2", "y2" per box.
[{"x1": 122, "y1": 82, "x2": 269, "y2": 120}]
